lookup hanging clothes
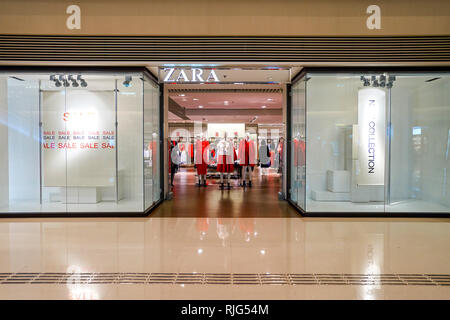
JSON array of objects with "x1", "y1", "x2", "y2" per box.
[
  {"x1": 259, "y1": 139, "x2": 271, "y2": 168},
  {"x1": 195, "y1": 139, "x2": 210, "y2": 175}
]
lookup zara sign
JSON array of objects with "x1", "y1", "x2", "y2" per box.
[{"x1": 162, "y1": 68, "x2": 220, "y2": 83}]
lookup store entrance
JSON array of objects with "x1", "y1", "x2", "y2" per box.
[{"x1": 154, "y1": 83, "x2": 297, "y2": 218}]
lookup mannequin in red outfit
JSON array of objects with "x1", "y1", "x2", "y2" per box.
[
  {"x1": 195, "y1": 133, "x2": 210, "y2": 186},
  {"x1": 238, "y1": 132, "x2": 256, "y2": 187},
  {"x1": 217, "y1": 131, "x2": 236, "y2": 189}
]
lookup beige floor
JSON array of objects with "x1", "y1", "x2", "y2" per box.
[{"x1": 0, "y1": 216, "x2": 449, "y2": 299}]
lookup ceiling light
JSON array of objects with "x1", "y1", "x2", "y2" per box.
[
  {"x1": 123, "y1": 75, "x2": 132, "y2": 87},
  {"x1": 261, "y1": 105, "x2": 267, "y2": 109},
  {"x1": 224, "y1": 101, "x2": 230, "y2": 105},
  {"x1": 198, "y1": 105, "x2": 204, "y2": 109},
  {"x1": 179, "y1": 94, "x2": 185, "y2": 97},
  {"x1": 267, "y1": 98, "x2": 273, "y2": 101},
  {"x1": 193, "y1": 98, "x2": 199, "y2": 101}
]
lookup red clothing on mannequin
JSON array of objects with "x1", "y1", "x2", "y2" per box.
[
  {"x1": 217, "y1": 148, "x2": 236, "y2": 173},
  {"x1": 195, "y1": 139, "x2": 210, "y2": 175},
  {"x1": 238, "y1": 138, "x2": 256, "y2": 167},
  {"x1": 293, "y1": 138, "x2": 305, "y2": 167},
  {"x1": 217, "y1": 138, "x2": 236, "y2": 173}
]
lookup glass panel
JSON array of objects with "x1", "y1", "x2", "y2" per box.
[
  {"x1": 64, "y1": 74, "x2": 117, "y2": 212},
  {"x1": 0, "y1": 73, "x2": 48, "y2": 213},
  {"x1": 144, "y1": 79, "x2": 153, "y2": 208},
  {"x1": 143, "y1": 77, "x2": 161, "y2": 210},
  {"x1": 117, "y1": 73, "x2": 144, "y2": 212},
  {"x1": 305, "y1": 74, "x2": 386, "y2": 213},
  {"x1": 0, "y1": 71, "x2": 151, "y2": 215},
  {"x1": 388, "y1": 73, "x2": 450, "y2": 214},
  {"x1": 152, "y1": 80, "x2": 161, "y2": 204},
  {"x1": 41, "y1": 74, "x2": 68, "y2": 212},
  {"x1": 289, "y1": 78, "x2": 306, "y2": 210}
]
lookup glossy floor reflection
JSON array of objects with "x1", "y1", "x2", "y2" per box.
[
  {"x1": 153, "y1": 167, "x2": 299, "y2": 218},
  {"x1": 0, "y1": 216, "x2": 449, "y2": 299}
]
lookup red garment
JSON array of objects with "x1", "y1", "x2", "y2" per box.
[
  {"x1": 293, "y1": 139, "x2": 305, "y2": 167},
  {"x1": 217, "y1": 148, "x2": 236, "y2": 173},
  {"x1": 238, "y1": 139, "x2": 256, "y2": 167},
  {"x1": 168, "y1": 140, "x2": 172, "y2": 173},
  {"x1": 195, "y1": 139, "x2": 210, "y2": 175},
  {"x1": 189, "y1": 143, "x2": 194, "y2": 162},
  {"x1": 196, "y1": 218, "x2": 209, "y2": 233}
]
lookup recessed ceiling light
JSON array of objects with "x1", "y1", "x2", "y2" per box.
[
  {"x1": 193, "y1": 98, "x2": 199, "y2": 101},
  {"x1": 261, "y1": 105, "x2": 267, "y2": 109},
  {"x1": 179, "y1": 94, "x2": 185, "y2": 97},
  {"x1": 198, "y1": 105, "x2": 204, "y2": 108},
  {"x1": 267, "y1": 98, "x2": 273, "y2": 101},
  {"x1": 224, "y1": 101, "x2": 230, "y2": 105}
]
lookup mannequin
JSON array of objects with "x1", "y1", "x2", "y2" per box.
[
  {"x1": 293, "y1": 132, "x2": 305, "y2": 188},
  {"x1": 238, "y1": 132, "x2": 256, "y2": 187},
  {"x1": 195, "y1": 133, "x2": 209, "y2": 186},
  {"x1": 217, "y1": 131, "x2": 236, "y2": 189}
]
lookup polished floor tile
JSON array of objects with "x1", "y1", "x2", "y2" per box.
[
  {"x1": 0, "y1": 215, "x2": 449, "y2": 299},
  {"x1": 1, "y1": 167, "x2": 449, "y2": 299}
]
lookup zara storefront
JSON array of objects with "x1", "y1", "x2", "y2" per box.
[{"x1": 0, "y1": 66, "x2": 449, "y2": 217}]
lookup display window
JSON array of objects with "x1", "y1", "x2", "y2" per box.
[
  {"x1": 0, "y1": 69, "x2": 162, "y2": 215},
  {"x1": 289, "y1": 70, "x2": 450, "y2": 215}
]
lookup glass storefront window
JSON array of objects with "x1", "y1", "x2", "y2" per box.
[
  {"x1": 289, "y1": 78, "x2": 306, "y2": 210},
  {"x1": 289, "y1": 71, "x2": 450, "y2": 215},
  {"x1": 0, "y1": 69, "x2": 161, "y2": 215}
]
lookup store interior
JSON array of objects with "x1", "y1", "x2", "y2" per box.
[{"x1": 166, "y1": 84, "x2": 285, "y2": 199}]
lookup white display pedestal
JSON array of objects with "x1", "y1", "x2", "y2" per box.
[{"x1": 60, "y1": 187, "x2": 100, "y2": 204}]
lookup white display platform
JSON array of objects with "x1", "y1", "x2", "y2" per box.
[
  {"x1": 352, "y1": 185, "x2": 384, "y2": 202},
  {"x1": 327, "y1": 170, "x2": 350, "y2": 193},
  {"x1": 61, "y1": 187, "x2": 100, "y2": 204},
  {"x1": 311, "y1": 190, "x2": 351, "y2": 202}
]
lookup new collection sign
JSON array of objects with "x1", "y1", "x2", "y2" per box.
[{"x1": 357, "y1": 88, "x2": 385, "y2": 186}]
